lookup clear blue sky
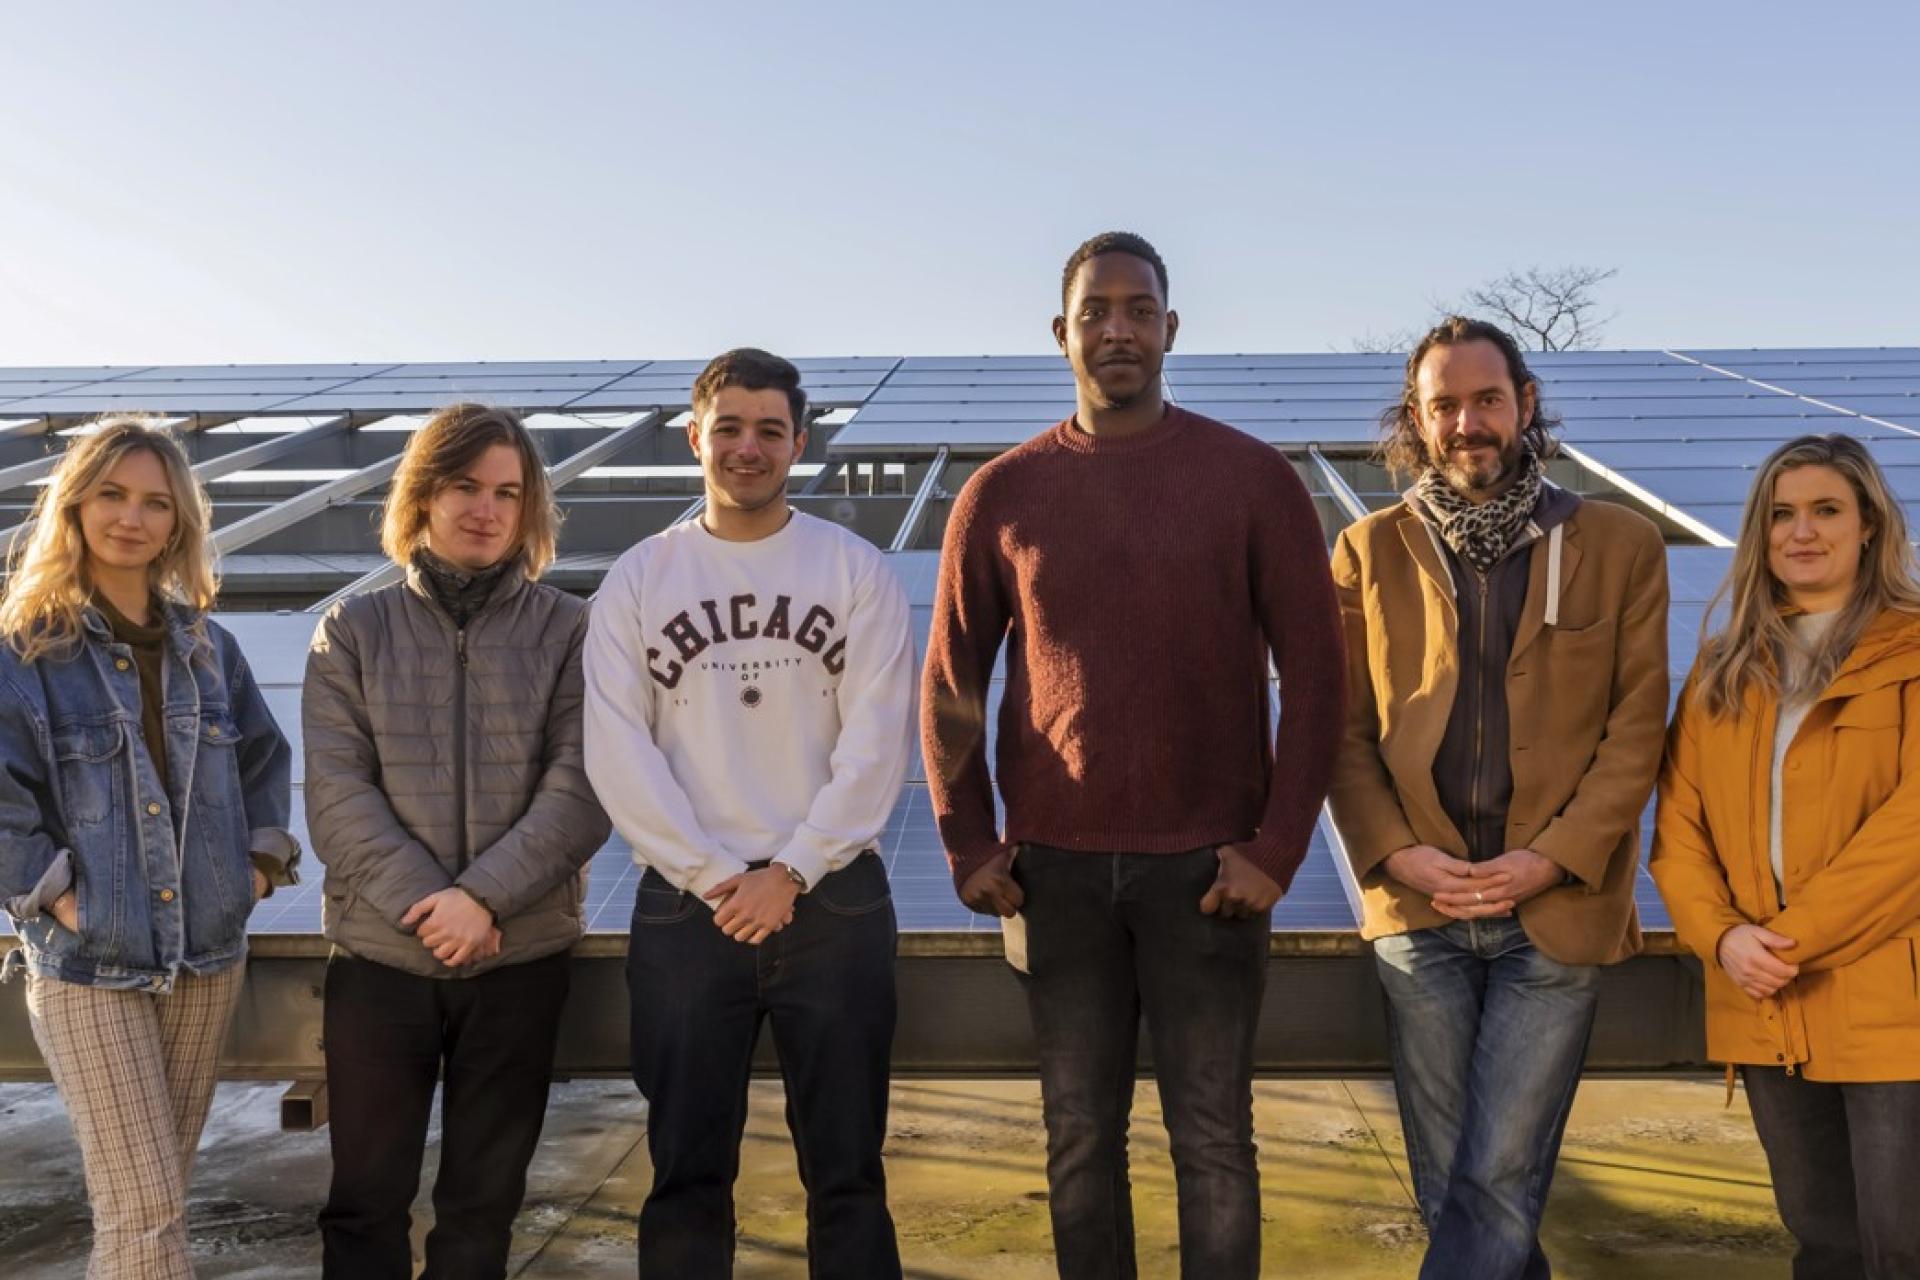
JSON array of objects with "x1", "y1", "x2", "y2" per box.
[{"x1": 2, "y1": 2, "x2": 1914, "y2": 365}]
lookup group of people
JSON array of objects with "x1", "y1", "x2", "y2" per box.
[{"x1": 0, "y1": 230, "x2": 1912, "y2": 1280}]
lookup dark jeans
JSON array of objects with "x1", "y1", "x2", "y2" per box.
[
  {"x1": 626, "y1": 852, "x2": 901, "y2": 1280},
  {"x1": 318, "y1": 949, "x2": 572, "y2": 1280},
  {"x1": 1743, "y1": 1067, "x2": 1920, "y2": 1279},
  {"x1": 1371, "y1": 918, "x2": 1600, "y2": 1280},
  {"x1": 1016, "y1": 844, "x2": 1268, "y2": 1280}
]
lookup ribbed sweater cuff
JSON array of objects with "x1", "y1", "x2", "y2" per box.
[
  {"x1": 1244, "y1": 832, "x2": 1310, "y2": 893},
  {"x1": 948, "y1": 842, "x2": 1011, "y2": 897}
]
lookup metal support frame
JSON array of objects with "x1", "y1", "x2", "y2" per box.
[
  {"x1": 306, "y1": 412, "x2": 668, "y2": 613},
  {"x1": 0, "y1": 933, "x2": 1709, "y2": 1080},
  {"x1": 1558, "y1": 442, "x2": 1736, "y2": 548},
  {"x1": 1305, "y1": 445, "x2": 1371, "y2": 525},
  {"x1": 279, "y1": 1081, "x2": 329, "y2": 1131},
  {"x1": 0, "y1": 416, "x2": 209, "y2": 496},
  {"x1": 0, "y1": 417, "x2": 353, "y2": 552},
  {"x1": 672, "y1": 495, "x2": 706, "y2": 527},
  {"x1": 0, "y1": 416, "x2": 50, "y2": 443},
  {"x1": 191, "y1": 415, "x2": 350, "y2": 482},
  {"x1": 213, "y1": 450, "x2": 406, "y2": 558},
  {"x1": 800, "y1": 460, "x2": 843, "y2": 495},
  {"x1": 889, "y1": 447, "x2": 950, "y2": 552}
]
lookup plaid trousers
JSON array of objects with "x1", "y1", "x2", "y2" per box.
[{"x1": 26, "y1": 963, "x2": 247, "y2": 1280}]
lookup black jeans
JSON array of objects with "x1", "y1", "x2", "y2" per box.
[
  {"x1": 318, "y1": 950, "x2": 572, "y2": 1280},
  {"x1": 626, "y1": 852, "x2": 901, "y2": 1280},
  {"x1": 1743, "y1": 1067, "x2": 1920, "y2": 1279},
  {"x1": 1016, "y1": 844, "x2": 1269, "y2": 1280}
]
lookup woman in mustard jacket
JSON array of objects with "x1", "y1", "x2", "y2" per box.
[{"x1": 1654, "y1": 432, "x2": 1920, "y2": 1279}]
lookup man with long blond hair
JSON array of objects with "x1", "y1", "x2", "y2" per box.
[
  {"x1": 305, "y1": 402, "x2": 609, "y2": 1279},
  {"x1": 1328, "y1": 318, "x2": 1670, "y2": 1279},
  {"x1": 0, "y1": 417, "x2": 296, "y2": 1279}
]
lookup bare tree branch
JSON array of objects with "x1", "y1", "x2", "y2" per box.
[
  {"x1": 1461, "y1": 265, "x2": 1618, "y2": 352},
  {"x1": 1348, "y1": 266, "x2": 1617, "y2": 355},
  {"x1": 1346, "y1": 327, "x2": 1426, "y2": 354}
]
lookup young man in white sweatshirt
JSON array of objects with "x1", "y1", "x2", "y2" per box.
[{"x1": 584, "y1": 348, "x2": 915, "y2": 1279}]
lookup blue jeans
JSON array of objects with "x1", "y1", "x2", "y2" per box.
[
  {"x1": 1742, "y1": 1067, "x2": 1920, "y2": 1279},
  {"x1": 1016, "y1": 844, "x2": 1268, "y2": 1280},
  {"x1": 1372, "y1": 918, "x2": 1599, "y2": 1280},
  {"x1": 626, "y1": 853, "x2": 901, "y2": 1280}
]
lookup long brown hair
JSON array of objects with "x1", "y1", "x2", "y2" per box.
[
  {"x1": 379, "y1": 403, "x2": 559, "y2": 577},
  {"x1": 1693, "y1": 433, "x2": 1920, "y2": 716},
  {"x1": 1376, "y1": 316, "x2": 1561, "y2": 479},
  {"x1": 0, "y1": 417, "x2": 217, "y2": 663}
]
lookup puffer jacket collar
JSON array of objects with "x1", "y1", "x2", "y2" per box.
[{"x1": 400, "y1": 554, "x2": 531, "y2": 624}]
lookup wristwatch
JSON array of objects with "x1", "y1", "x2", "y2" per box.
[{"x1": 774, "y1": 862, "x2": 809, "y2": 893}]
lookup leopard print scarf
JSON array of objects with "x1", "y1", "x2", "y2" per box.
[{"x1": 1415, "y1": 449, "x2": 1543, "y2": 575}]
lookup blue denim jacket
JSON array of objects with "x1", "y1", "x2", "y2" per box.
[{"x1": 0, "y1": 605, "x2": 297, "y2": 991}]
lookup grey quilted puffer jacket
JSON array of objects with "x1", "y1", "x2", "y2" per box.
[{"x1": 302, "y1": 561, "x2": 611, "y2": 978}]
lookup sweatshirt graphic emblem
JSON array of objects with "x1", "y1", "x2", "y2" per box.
[
  {"x1": 741, "y1": 685, "x2": 763, "y2": 708},
  {"x1": 646, "y1": 592, "x2": 846, "y2": 689}
]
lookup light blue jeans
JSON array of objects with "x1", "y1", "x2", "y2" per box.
[{"x1": 1372, "y1": 917, "x2": 1600, "y2": 1280}]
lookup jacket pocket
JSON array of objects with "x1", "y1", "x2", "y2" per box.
[
  {"x1": 191, "y1": 712, "x2": 244, "y2": 814},
  {"x1": 1840, "y1": 933, "x2": 1920, "y2": 1033},
  {"x1": 813, "y1": 852, "x2": 893, "y2": 917},
  {"x1": 51, "y1": 721, "x2": 124, "y2": 828},
  {"x1": 632, "y1": 868, "x2": 699, "y2": 925}
]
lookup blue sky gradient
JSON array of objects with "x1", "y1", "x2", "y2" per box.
[{"x1": 2, "y1": 2, "x2": 1914, "y2": 364}]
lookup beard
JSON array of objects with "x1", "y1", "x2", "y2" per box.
[{"x1": 1430, "y1": 430, "x2": 1525, "y2": 498}]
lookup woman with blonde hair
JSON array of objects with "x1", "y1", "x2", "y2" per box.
[
  {"x1": 1654, "y1": 432, "x2": 1920, "y2": 1278},
  {"x1": 305, "y1": 402, "x2": 608, "y2": 1278},
  {"x1": 0, "y1": 416, "x2": 296, "y2": 1279}
]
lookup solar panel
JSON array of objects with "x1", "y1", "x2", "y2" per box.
[{"x1": 4, "y1": 349, "x2": 1915, "y2": 946}]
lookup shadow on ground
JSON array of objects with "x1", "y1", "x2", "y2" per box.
[{"x1": 0, "y1": 1077, "x2": 1791, "y2": 1278}]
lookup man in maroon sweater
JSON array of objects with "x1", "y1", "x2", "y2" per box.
[{"x1": 921, "y1": 231, "x2": 1346, "y2": 1279}]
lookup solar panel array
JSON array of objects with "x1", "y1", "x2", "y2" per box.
[{"x1": 2, "y1": 346, "x2": 1916, "y2": 940}]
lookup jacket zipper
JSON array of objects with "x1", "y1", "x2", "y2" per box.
[
  {"x1": 1468, "y1": 570, "x2": 1490, "y2": 857},
  {"x1": 455, "y1": 626, "x2": 469, "y2": 874},
  {"x1": 1750, "y1": 702, "x2": 1800, "y2": 1073}
]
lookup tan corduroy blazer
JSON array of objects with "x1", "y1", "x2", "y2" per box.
[{"x1": 1327, "y1": 497, "x2": 1670, "y2": 966}]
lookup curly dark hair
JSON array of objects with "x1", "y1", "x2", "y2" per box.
[
  {"x1": 1060, "y1": 231, "x2": 1169, "y2": 311},
  {"x1": 691, "y1": 347, "x2": 808, "y2": 430},
  {"x1": 1376, "y1": 316, "x2": 1559, "y2": 478}
]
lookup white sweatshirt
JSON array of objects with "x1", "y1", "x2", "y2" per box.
[{"x1": 583, "y1": 512, "x2": 914, "y2": 906}]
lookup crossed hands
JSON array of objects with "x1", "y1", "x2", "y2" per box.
[
  {"x1": 959, "y1": 845, "x2": 1283, "y2": 920},
  {"x1": 402, "y1": 887, "x2": 501, "y2": 968},
  {"x1": 705, "y1": 866, "x2": 800, "y2": 947},
  {"x1": 1383, "y1": 844, "x2": 1565, "y2": 919},
  {"x1": 1717, "y1": 924, "x2": 1800, "y2": 1001}
]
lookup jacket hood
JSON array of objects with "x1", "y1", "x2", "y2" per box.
[{"x1": 1820, "y1": 607, "x2": 1920, "y2": 700}]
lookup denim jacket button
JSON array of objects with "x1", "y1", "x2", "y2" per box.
[
  {"x1": 159, "y1": 888, "x2": 175, "y2": 903},
  {"x1": 146, "y1": 801, "x2": 162, "y2": 816},
  {"x1": 114, "y1": 658, "x2": 131, "y2": 671}
]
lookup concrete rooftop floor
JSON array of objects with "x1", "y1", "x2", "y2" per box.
[{"x1": 0, "y1": 1075, "x2": 1791, "y2": 1278}]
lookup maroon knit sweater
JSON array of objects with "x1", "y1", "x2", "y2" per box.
[{"x1": 922, "y1": 406, "x2": 1346, "y2": 894}]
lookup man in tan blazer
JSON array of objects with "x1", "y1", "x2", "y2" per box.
[{"x1": 1328, "y1": 317, "x2": 1669, "y2": 1280}]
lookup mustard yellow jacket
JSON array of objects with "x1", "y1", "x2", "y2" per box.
[{"x1": 1653, "y1": 608, "x2": 1920, "y2": 1081}]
